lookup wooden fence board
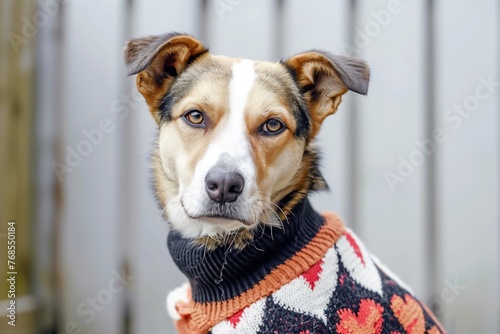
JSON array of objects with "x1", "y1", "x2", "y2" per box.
[
  {"x1": 435, "y1": 0, "x2": 499, "y2": 332},
  {"x1": 355, "y1": 0, "x2": 428, "y2": 296}
]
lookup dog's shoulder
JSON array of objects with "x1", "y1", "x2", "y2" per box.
[{"x1": 207, "y1": 226, "x2": 445, "y2": 334}]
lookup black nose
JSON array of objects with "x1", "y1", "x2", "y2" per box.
[{"x1": 205, "y1": 170, "x2": 244, "y2": 204}]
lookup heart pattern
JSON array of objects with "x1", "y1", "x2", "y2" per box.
[
  {"x1": 336, "y1": 229, "x2": 383, "y2": 295},
  {"x1": 272, "y1": 247, "x2": 339, "y2": 323},
  {"x1": 390, "y1": 294, "x2": 425, "y2": 334},
  {"x1": 336, "y1": 299, "x2": 384, "y2": 334}
]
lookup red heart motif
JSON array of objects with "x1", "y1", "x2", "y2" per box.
[
  {"x1": 390, "y1": 294, "x2": 425, "y2": 334},
  {"x1": 336, "y1": 299, "x2": 384, "y2": 334}
]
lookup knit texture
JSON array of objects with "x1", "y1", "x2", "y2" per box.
[
  {"x1": 168, "y1": 199, "x2": 327, "y2": 304},
  {"x1": 167, "y1": 200, "x2": 445, "y2": 334}
]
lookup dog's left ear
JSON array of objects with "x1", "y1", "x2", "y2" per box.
[
  {"x1": 124, "y1": 33, "x2": 207, "y2": 123},
  {"x1": 284, "y1": 51, "x2": 370, "y2": 135}
]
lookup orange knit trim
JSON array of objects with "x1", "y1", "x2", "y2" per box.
[{"x1": 174, "y1": 212, "x2": 345, "y2": 333}]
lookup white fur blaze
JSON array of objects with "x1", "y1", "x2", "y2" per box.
[{"x1": 174, "y1": 59, "x2": 260, "y2": 237}]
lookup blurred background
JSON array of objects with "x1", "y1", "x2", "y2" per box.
[{"x1": 0, "y1": 0, "x2": 498, "y2": 333}]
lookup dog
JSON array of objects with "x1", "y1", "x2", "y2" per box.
[{"x1": 124, "y1": 33, "x2": 445, "y2": 334}]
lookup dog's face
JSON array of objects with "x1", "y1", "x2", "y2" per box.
[{"x1": 125, "y1": 33, "x2": 369, "y2": 239}]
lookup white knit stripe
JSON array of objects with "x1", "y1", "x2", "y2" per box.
[
  {"x1": 335, "y1": 228, "x2": 383, "y2": 296},
  {"x1": 210, "y1": 298, "x2": 266, "y2": 334},
  {"x1": 271, "y1": 246, "x2": 339, "y2": 324}
]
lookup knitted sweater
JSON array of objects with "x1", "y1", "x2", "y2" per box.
[{"x1": 167, "y1": 199, "x2": 445, "y2": 334}]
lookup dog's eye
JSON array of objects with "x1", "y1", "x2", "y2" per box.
[
  {"x1": 183, "y1": 110, "x2": 205, "y2": 127},
  {"x1": 261, "y1": 118, "x2": 286, "y2": 135}
]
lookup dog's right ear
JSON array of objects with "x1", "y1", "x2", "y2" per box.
[{"x1": 124, "y1": 33, "x2": 207, "y2": 123}]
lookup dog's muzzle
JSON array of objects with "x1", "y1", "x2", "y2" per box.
[{"x1": 205, "y1": 169, "x2": 244, "y2": 205}]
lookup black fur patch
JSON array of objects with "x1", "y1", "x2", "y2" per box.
[
  {"x1": 159, "y1": 91, "x2": 176, "y2": 122},
  {"x1": 293, "y1": 101, "x2": 310, "y2": 139},
  {"x1": 255, "y1": 66, "x2": 311, "y2": 139}
]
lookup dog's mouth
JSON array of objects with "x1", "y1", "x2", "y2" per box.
[{"x1": 180, "y1": 199, "x2": 254, "y2": 226}]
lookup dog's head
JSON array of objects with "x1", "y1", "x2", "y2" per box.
[{"x1": 125, "y1": 33, "x2": 369, "y2": 240}]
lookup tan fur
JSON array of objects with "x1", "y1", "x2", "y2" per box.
[
  {"x1": 285, "y1": 52, "x2": 348, "y2": 138},
  {"x1": 170, "y1": 60, "x2": 233, "y2": 174},
  {"x1": 271, "y1": 144, "x2": 329, "y2": 219},
  {"x1": 244, "y1": 75, "x2": 303, "y2": 189},
  {"x1": 195, "y1": 229, "x2": 254, "y2": 251}
]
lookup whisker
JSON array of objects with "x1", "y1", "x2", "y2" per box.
[
  {"x1": 257, "y1": 199, "x2": 286, "y2": 232},
  {"x1": 156, "y1": 204, "x2": 168, "y2": 224},
  {"x1": 131, "y1": 149, "x2": 154, "y2": 161}
]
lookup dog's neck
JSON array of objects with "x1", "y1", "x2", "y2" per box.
[{"x1": 167, "y1": 198, "x2": 325, "y2": 304}]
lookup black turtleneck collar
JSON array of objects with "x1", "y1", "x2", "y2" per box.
[{"x1": 167, "y1": 198, "x2": 324, "y2": 303}]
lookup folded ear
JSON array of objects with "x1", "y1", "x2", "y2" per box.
[
  {"x1": 284, "y1": 51, "x2": 370, "y2": 136},
  {"x1": 124, "y1": 33, "x2": 207, "y2": 123}
]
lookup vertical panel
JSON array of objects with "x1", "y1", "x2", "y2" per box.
[
  {"x1": 59, "y1": 1, "x2": 125, "y2": 333},
  {"x1": 35, "y1": 0, "x2": 64, "y2": 331},
  {"x1": 344, "y1": 0, "x2": 362, "y2": 231},
  {"x1": 356, "y1": 0, "x2": 427, "y2": 296},
  {"x1": 436, "y1": 0, "x2": 499, "y2": 332},
  {"x1": 281, "y1": 0, "x2": 351, "y2": 218},
  {"x1": 127, "y1": 1, "x2": 199, "y2": 333},
  {"x1": 0, "y1": 0, "x2": 37, "y2": 333},
  {"x1": 422, "y1": 0, "x2": 439, "y2": 312},
  {"x1": 205, "y1": 0, "x2": 277, "y2": 61}
]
